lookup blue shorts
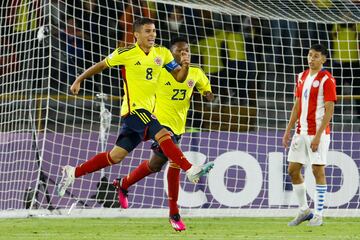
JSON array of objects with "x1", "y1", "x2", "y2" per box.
[
  {"x1": 151, "y1": 126, "x2": 181, "y2": 161},
  {"x1": 115, "y1": 109, "x2": 164, "y2": 153}
]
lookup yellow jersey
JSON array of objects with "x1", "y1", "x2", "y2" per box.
[
  {"x1": 105, "y1": 43, "x2": 177, "y2": 116},
  {"x1": 154, "y1": 65, "x2": 212, "y2": 135}
]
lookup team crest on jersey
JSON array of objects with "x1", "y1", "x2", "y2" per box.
[
  {"x1": 151, "y1": 114, "x2": 157, "y2": 120},
  {"x1": 154, "y1": 57, "x2": 162, "y2": 66},
  {"x1": 187, "y1": 79, "x2": 195, "y2": 88},
  {"x1": 312, "y1": 80, "x2": 320, "y2": 88}
]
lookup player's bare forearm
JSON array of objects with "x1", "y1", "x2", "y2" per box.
[
  {"x1": 171, "y1": 50, "x2": 190, "y2": 82},
  {"x1": 285, "y1": 98, "x2": 300, "y2": 133},
  {"x1": 171, "y1": 65, "x2": 189, "y2": 83},
  {"x1": 70, "y1": 61, "x2": 108, "y2": 95},
  {"x1": 282, "y1": 99, "x2": 299, "y2": 148},
  {"x1": 315, "y1": 101, "x2": 335, "y2": 138},
  {"x1": 75, "y1": 61, "x2": 107, "y2": 84}
]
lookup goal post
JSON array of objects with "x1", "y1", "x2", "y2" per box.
[{"x1": 1, "y1": 0, "x2": 360, "y2": 218}]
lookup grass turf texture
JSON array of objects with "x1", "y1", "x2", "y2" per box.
[{"x1": 1, "y1": 217, "x2": 360, "y2": 240}]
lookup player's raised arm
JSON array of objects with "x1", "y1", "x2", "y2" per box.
[
  {"x1": 170, "y1": 50, "x2": 190, "y2": 83},
  {"x1": 70, "y1": 60, "x2": 108, "y2": 95}
]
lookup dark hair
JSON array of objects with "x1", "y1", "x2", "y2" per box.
[
  {"x1": 309, "y1": 44, "x2": 328, "y2": 57},
  {"x1": 133, "y1": 17, "x2": 155, "y2": 33},
  {"x1": 170, "y1": 36, "x2": 188, "y2": 47}
]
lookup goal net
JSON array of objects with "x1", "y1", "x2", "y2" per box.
[{"x1": 1, "y1": 0, "x2": 359, "y2": 218}]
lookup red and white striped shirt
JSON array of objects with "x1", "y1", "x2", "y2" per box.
[{"x1": 295, "y1": 69, "x2": 337, "y2": 135}]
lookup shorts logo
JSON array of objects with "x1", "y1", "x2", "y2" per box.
[
  {"x1": 154, "y1": 57, "x2": 162, "y2": 66},
  {"x1": 187, "y1": 79, "x2": 195, "y2": 88},
  {"x1": 151, "y1": 114, "x2": 157, "y2": 119},
  {"x1": 312, "y1": 80, "x2": 320, "y2": 88}
]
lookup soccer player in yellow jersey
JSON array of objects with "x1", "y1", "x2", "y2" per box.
[
  {"x1": 57, "y1": 18, "x2": 214, "y2": 198},
  {"x1": 112, "y1": 37, "x2": 214, "y2": 231}
]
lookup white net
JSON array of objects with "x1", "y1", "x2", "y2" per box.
[{"x1": 0, "y1": 0, "x2": 359, "y2": 217}]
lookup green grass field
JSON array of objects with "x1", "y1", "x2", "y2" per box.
[{"x1": 1, "y1": 217, "x2": 359, "y2": 240}]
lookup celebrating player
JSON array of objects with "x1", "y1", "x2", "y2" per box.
[
  {"x1": 112, "y1": 37, "x2": 214, "y2": 231},
  {"x1": 57, "y1": 18, "x2": 214, "y2": 198},
  {"x1": 283, "y1": 44, "x2": 337, "y2": 226}
]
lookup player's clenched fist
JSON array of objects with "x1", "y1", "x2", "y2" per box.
[
  {"x1": 70, "y1": 81, "x2": 81, "y2": 95},
  {"x1": 180, "y1": 51, "x2": 190, "y2": 67}
]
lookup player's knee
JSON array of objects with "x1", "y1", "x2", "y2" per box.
[
  {"x1": 148, "y1": 162, "x2": 163, "y2": 172},
  {"x1": 312, "y1": 166, "x2": 325, "y2": 179},
  {"x1": 288, "y1": 166, "x2": 300, "y2": 179},
  {"x1": 148, "y1": 157, "x2": 167, "y2": 172},
  {"x1": 109, "y1": 147, "x2": 128, "y2": 163},
  {"x1": 155, "y1": 129, "x2": 171, "y2": 143}
]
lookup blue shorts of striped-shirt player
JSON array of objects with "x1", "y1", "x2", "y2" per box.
[
  {"x1": 115, "y1": 109, "x2": 163, "y2": 153},
  {"x1": 150, "y1": 126, "x2": 181, "y2": 161}
]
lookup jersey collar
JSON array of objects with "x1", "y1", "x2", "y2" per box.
[{"x1": 135, "y1": 42, "x2": 153, "y2": 56}]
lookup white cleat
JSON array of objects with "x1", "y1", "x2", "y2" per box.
[
  {"x1": 288, "y1": 208, "x2": 313, "y2": 226},
  {"x1": 57, "y1": 165, "x2": 75, "y2": 197},
  {"x1": 186, "y1": 162, "x2": 214, "y2": 183},
  {"x1": 308, "y1": 214, "x2": 323, "y2": 226}
]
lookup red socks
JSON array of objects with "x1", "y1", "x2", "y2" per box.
[
  {"x1": 159, "y1": 138, "x2": 192, "y2": 171},
  {"x1": 74, "y1": 152, "x2": 114, "y2": 178},
  {"x1": 121, "y1": 160, "x2": 154, "y2": 190},
  {"x1": 168, "y1": 163, "x2": 180, "y2": 216}
]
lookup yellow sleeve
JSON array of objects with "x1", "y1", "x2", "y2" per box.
[
  {"x1": 195, "y1": 68, "x2": 212, "y2": 95},
  {"x1": 104, "y1": 48, "x2": 126, "y2": 68},
  {"x1": 163, "y1": 47, "x2": 175, "y2": 66}
]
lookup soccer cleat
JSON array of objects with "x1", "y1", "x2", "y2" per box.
[
  {"x1": 308, "y1": 214, "x2": 323, "y2": 226},
  {"x1": 112, "y1": 178, "x2": 129, "y2": 209},
  {"x1": 186, "y1": 162, "x2": 214, "y2": 183},
  {"x1": 169, "y1": 214, "x2": 186, "y2": 231},
  {"x1": 57, "y1": 165, "x2": 75, "y2": 197},
  {"x1": 288, "y1": 208, "x2": 313, "y2": 226}
]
